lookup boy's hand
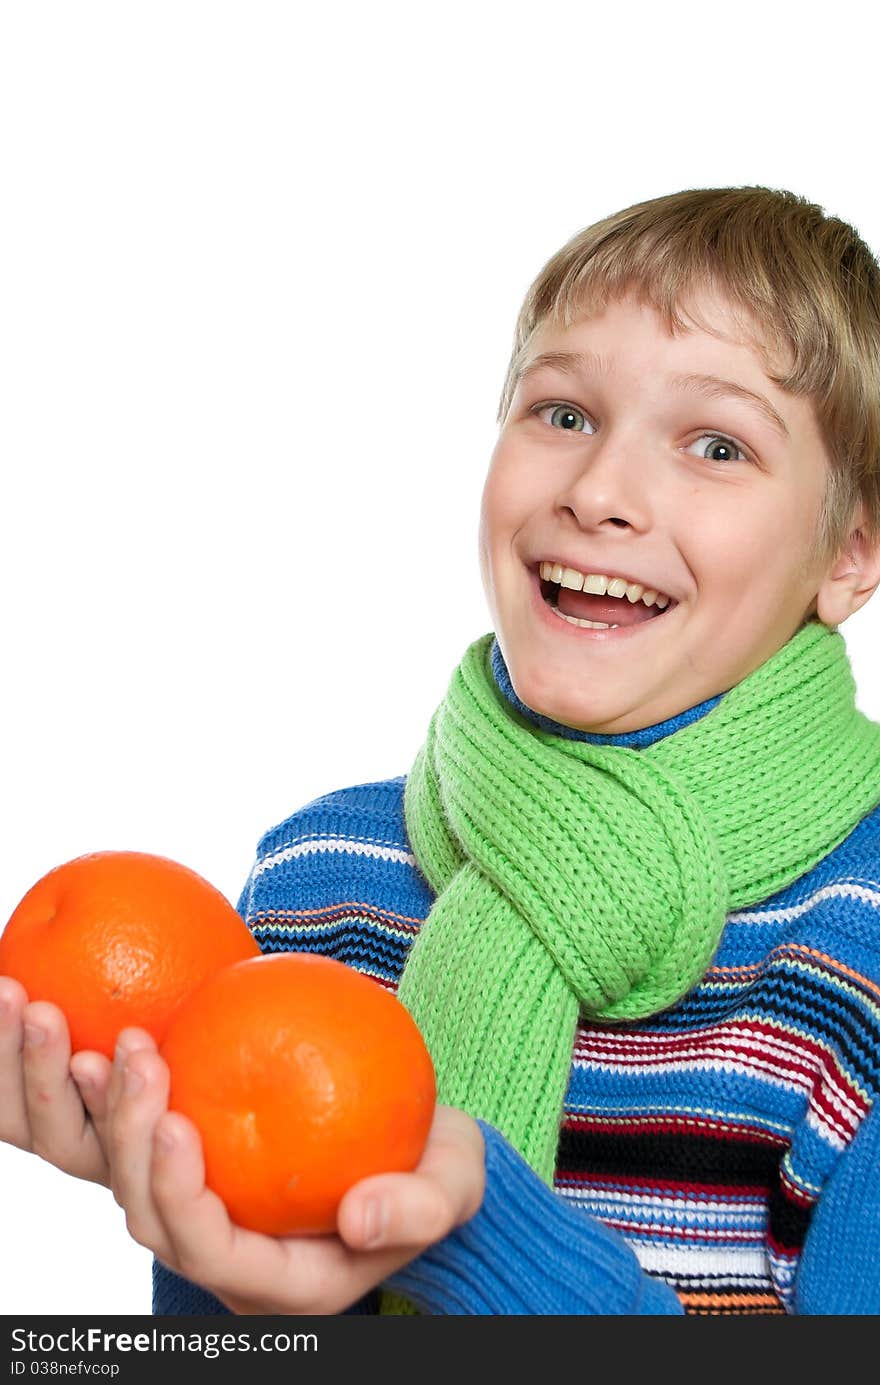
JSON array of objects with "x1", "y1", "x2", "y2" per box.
[
  {"x1": 0, "y1": 976, "x2": 114, "y2": 1186},
  {"x1": 105, "y1": 1030, "x2": 485, "y2": 1315}
]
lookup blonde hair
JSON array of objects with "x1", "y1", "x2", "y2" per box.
[{"x1": 497, "y1": 186, "x2": 880, "y2": 571}]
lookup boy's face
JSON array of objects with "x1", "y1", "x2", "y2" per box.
[{"x1": 478, "y1": 289, "x2": 839, "y2": 734}]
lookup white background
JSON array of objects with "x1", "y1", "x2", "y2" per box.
[{"x1": 2, "y1": 0, "x2": 879, "y2": 1315}]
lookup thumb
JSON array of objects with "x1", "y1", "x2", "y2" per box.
[{"x1": 336, "y1": 1105, "x2": 485, "y2": 1251}]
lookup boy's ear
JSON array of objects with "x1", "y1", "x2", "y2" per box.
[{"x1": 815, "y1": 506, "x2": 880, "y2": 626}]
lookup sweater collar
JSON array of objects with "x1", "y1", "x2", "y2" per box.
[{"x1": 489, "y1": 636, "x2": 724, "y2": 748}]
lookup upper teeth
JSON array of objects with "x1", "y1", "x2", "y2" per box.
[{"x1": 538, "y1": 562, "x2": 671, "y2": 609}]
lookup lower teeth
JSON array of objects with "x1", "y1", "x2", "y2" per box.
[{"x1": 550, "y1": 605, "x2": 619, "y2": 630}]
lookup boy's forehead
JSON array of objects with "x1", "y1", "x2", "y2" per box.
[{"x1": 524, "y1": 288, "x2": 789, "y2": 379}]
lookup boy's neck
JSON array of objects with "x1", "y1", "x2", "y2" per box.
[{"x1": 489, "y1": 638, "x2": 725, "y2": 748}]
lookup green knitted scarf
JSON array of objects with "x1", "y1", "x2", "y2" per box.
[{"x1": 380, "y1": 619, "x2": 880, "y2": 1313}]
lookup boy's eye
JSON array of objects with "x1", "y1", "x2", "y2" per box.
[
  {"x1": 687, "y1": 433, "x2": 750, "y2": 465},
  {"x1": 533, "y1": 403, "x2": 594, "y2": 433}
]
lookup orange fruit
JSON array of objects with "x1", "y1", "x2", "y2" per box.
[
  {"x1": 0, "y1": 851, "x2": 261, "y2": 1057},
  {"x1": 159, "y1": 952, "x2": 437, "y2": 1236}
]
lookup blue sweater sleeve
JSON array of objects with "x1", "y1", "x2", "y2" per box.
[
  {"x1": 151, "y1": 1258, "x2": 378, "y2": 1315},
  {"x1": 384, "y1": 1120, "x2": 684, "y2": 1315},
  {"x1": 793, "y1": 1102, "x2": 880, "y2": 1314}
]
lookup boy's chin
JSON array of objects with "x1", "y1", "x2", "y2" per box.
[{"x1": 513, "y1": 671, "x2": 663, "y2": 736}]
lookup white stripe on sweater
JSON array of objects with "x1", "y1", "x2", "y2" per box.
[
  {"x1": 253, "y1": 836, "x2": 416, "y2": 876},
  {"x1": 727, "y1": 880, "x2": 880, "y2": 923},
  {"x1": 562, "y1": 1187, "x2": 766, "y2": 1226},
  {"x1": 631, "y1": 1241, "x2": 770, "y2": 1280}
]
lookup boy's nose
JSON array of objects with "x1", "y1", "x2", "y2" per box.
[{"x1": 553, "y1": 437, "x2": 654, "y2": 533}]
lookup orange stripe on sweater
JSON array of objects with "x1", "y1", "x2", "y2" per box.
[
  {"x1": 679, "y1": 1291, "x2": 784, "y2": 1314},
  {"x1": 704, "y1": 945, "x2": 879, "y2": 999}
]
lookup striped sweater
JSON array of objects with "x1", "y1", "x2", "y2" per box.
[{"x1": 153, "y1": 642, "x2": 880, "y2": 1316}]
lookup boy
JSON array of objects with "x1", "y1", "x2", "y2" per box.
[{"x1": 3, "y1": 184, "x2": 880, "y2": 1315}]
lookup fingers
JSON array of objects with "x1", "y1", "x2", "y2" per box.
[
  {"x1": 105, "y1": 1033, "x2": 179, "y2": 1259},
  {"x1": 336, "y1": 1105, "x2": 485, "y2": 1252},
  {"x1": 23, "y1": 1000, "x2": 113, "y2": 1184},
  {"x1": 146, "y1": 1111, "x2": 261, "y2": 1297},
  {"x1": 105, "y1": 1027, "x2": 159, "y2": 1123},
  {"x1": 114, "y1": 1101, "x2": 319, "y2": 1313},
  {"x1": 68, "y1": 1049, "x2": 114, "y2": 1157},
  {"x1": 0, "y1": 977, "x2": 112, "y2": 1185},
  {"x1": 103, "y1": 1040, "x2": 286, "y2": 1302},
  {"x1": 106, "y1": 1029, "x2": 245, "y2": 1288},
  {"x1": 0, "y1": 977, "x2": 29, "y2": 1149}
]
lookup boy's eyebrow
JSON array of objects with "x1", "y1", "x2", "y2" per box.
[{"x1": 515, "y1": 349, "x2": 791, "y2": 440}]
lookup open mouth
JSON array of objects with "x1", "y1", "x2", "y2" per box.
[{"x1": 537, "y1": 569, "x2": 676, "y2": 631}]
